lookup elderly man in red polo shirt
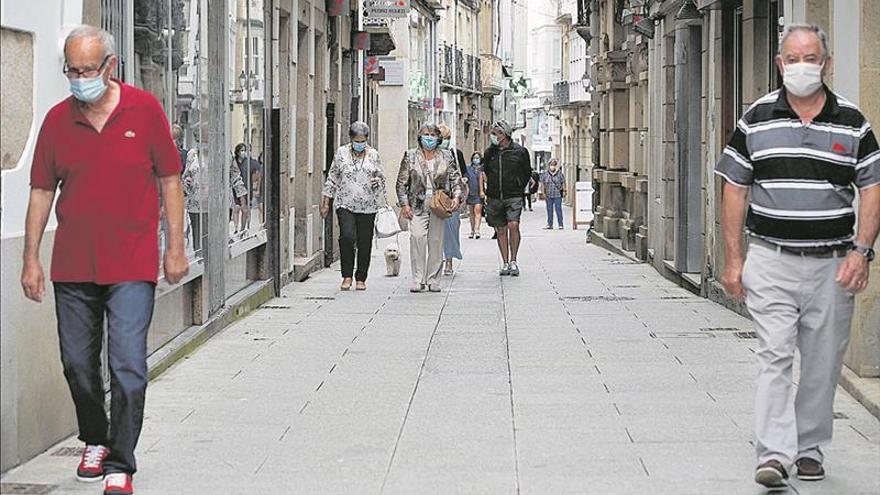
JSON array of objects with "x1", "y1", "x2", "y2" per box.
[{"x1": 21, "y1": 25, "x2": 188, "y2": 495}]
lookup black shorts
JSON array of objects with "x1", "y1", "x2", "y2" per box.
[{"x1": 485, "y1": 197, "x2": 524, "y2": 227}]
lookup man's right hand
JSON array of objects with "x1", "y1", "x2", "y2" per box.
[
  {"x1": 21, "y1": 257, "x2": 46, "y2": 303},
  {"x1": 401, "y1": 205, "x2": 414, "y2": 220},
  {"x1": 721, "y1": 258, "x2": 746, "y2": 301}
]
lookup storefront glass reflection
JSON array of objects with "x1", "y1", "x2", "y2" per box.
[
  {"x1": 132, "y1": 0, "x2": 206, "y2": 276},
  {"x1": 228, "y1": 0, "x2": 266, "y2": 245}
]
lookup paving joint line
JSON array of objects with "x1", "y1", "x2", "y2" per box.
[
  {"x1": 379, "y1": 272, "x2": 455, "y2": 494},
  {"x1": 499, "y1": 268, "x2": 522, "y2": 495}
]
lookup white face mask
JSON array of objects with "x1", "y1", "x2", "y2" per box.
[{"x1": 782, "y1": 62, "x2": 824, "y2": 97}]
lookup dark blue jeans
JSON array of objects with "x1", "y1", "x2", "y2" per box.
[
  {"x1": 546, "y1": 196, "x2": 563, "y2": 227},
  {"x1": 54, "y1": 282, "x2": 156, "y2": 475}
]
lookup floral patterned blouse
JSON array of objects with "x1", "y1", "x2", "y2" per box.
[{"x1": 323, "y1": 144, "x2": 386, "y2": 214}]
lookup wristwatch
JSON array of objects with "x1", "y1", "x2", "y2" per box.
[{"x1": 851, "y1": 244, "x2": 876, "y2": 262}]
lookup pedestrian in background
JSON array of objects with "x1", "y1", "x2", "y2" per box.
[
  {"x1": 539, "y1": 158, "x2": 566, "y2": 229},
  {"x1": 181, "y1": 126, "x2": 206, "y2": 252},
  {"x1": 229, "y1": 150, "x2": 248, "y2": 237},
  {"x1": 716, "y1": 23, "x2": 879, "y2": 492},
  {"x1": 321, "y1": 121, "x2": 385, "y2": 291},
  {"x1": 483, "y1": 120, "x2": 532, "y2": 276},
  {"x1": 20, "y1": 25, "x2": 189, "y2": 495},
  {"x1": 438, "y1": 124, "x2": 465, "y2": 275},
  {"x1": 466, "y1": 151, "x2": 486, "y2": 239},
  {"x1": 171, "y1": 124, "x2": 187, "y2": 177},
  {"x1": 397, "y1": 123, "x2": 462, "y2": 292}
]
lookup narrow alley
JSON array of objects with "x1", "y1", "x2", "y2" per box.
[{"x1": 3, "y1": 206, "x2": 878, "y2": 495}]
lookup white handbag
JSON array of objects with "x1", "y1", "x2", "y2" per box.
[{"x1": 375, "y1": 206, "x2": 402, "y2": 238}]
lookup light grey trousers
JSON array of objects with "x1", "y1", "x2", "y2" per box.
[
  {"x1": 742, "y1": 241, "x2": 855, "y2": 468},
  {"x1": 409, "y1": 211, "x2": 446, "y2": 287}
]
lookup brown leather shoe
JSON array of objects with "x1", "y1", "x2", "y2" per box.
[
  {"x1": 755, "y1": 460, "x2": 788, "y2": 491},
  {"x1": 796, "y1": 457, "x2": 825, "y2": 481},
  {"x1": 340, "y1": 278, "x2": 352, "y2": 291}
]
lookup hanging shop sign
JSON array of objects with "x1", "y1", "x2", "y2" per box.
[
  {"x1": 365, "y1": 56, "x2": 381, "y2": 75},
  {"x1": 364, "y1": 0, "x2": 409, "y2": 19},
  {"x1": 327, "y1": 0, "x2": 349, "y2": 16},
  {"x1": 353, "y1": 31, "x2": 371, "y2": 50}
]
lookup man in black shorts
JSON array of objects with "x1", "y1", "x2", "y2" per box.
[{"x1": 483, "y1": 120, "x2": 532, "y2": 276}]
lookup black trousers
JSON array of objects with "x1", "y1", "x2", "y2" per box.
[
  {"x1": 336, "y1": 208, "x2": 376, "y2": 281},
  {"x1": 523, "y1": 193, "x2": 533, "y2": 210}
]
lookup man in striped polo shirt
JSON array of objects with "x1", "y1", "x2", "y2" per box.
[{"x1": 716, "y1": 24, "x2": 879, "y2": 491}]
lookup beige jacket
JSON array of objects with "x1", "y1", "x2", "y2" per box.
[{"x1": 396, "y1": 148, "x2": 463, "y2": 215}]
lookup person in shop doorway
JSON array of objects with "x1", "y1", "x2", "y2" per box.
[
  {"x1": 21, "y1": 25, "x2": 189, "y2": 495},
  {"x1": 483, "y1": 120, "x2": 532, "y2": 276},
  {"x1": 539, "y1": 158, "x2": 566, "y2": 229},
  {"x1": 716, "y1": 23, "x2": 879, "y2": 492},
  {"x1": 321, "y1": 121, "x2": 386, "y2": 291}
]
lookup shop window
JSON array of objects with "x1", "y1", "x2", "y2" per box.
[
  {"x1": 120, "y1": 0, "x2": 206, "y2": 277},
  {"x1": 228, "y1": 0, "x2": 267, "y2": 249}
]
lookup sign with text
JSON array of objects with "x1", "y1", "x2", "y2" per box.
[
  {"x1": 378, "y1": 58, "x2": 405, "y2": 85},
  {"x1": 364, "y1": 0, "x2": 409, "y2": 18}
]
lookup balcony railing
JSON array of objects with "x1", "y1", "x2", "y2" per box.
[
  {"x1": 454, "y1": 49, "x2": 464, "y2": 88},
  {"x1": 440, "y1": 44, "x2": 483, "y2": 94},
  {"x1": 441, "y1": 44, "x2": 455, "y2": 86},
  {"x1": 553, "y1": 81, "x2": 570, "y2": 107}
]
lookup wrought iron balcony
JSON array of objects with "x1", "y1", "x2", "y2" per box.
[
  {"x1": 454, "y1": 49, "x2": 464, "y2": 88},
  {"x1": 553, "y1": 81, "x2": 570, "y2": 107},
  {"x1": 440, "y1": 44, "x2": 455, "y2": 86}
]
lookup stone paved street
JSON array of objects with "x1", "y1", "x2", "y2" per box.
[{"x1": 3, "y1": 204, "x2": 879, "y2": 495}]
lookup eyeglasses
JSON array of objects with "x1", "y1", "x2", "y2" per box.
[{"x1": 63, "y1": 55, "x2": 111, "y2": 79}]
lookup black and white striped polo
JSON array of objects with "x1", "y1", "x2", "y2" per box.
[{"x1": 715, "y1": 86, "x2": 880, "y2": 247}]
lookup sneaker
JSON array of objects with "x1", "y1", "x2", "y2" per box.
[
  {"x1": 755, "y1": 460, "x2": 788, "y2": 491},
  {"x1": 428, "y1": 284, "x2": 441, "y2": 292},
  {"x1": 103, "y1": 473, "x2": 133, "y2": 495},
  {"x1": 796, "y1": 457, "x2": 825, "y2": 481},
  {"x1": 76, "y1": 444, "x2": 109, "y2": 482},
  {"x1": 499, "y1": 263, "x2": 511, "y2": 276},
  {"x1": 558, "y1": 225, "x2": 564, "y2": 230},
  {"x1": 475, "y1": 233, "x2": 481, "y2": 239},
  {"x1": 468, "y1": 232, "x2": 474, "y2": 239},
  {"x1": 509, "y1": 262, "x2": 520, "y2": 277},
  {"x1": 543, "y1": 225, "x2": 553, "y2": 230}
]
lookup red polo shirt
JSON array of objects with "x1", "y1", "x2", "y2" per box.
[{"x1": 30, "y1": 81, "x2": 182, "y2": 284}]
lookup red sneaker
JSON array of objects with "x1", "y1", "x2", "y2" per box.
[
  {"x1": 76, "y1": 445, "x2": 109, "y2": 482},
  {"x1": 103, "y1": 473, "x2": 133, "y2": 495}
]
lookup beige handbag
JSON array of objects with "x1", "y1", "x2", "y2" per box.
[{"x1": 430, "y1": 190, "x2": 454, "y2": 219}]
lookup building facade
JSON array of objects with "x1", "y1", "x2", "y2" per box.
[
  {"x1": 587, "y1": 0, "x2": 879, "y2": 380},
  {"x1": 554, "y1": 0, "x2": 593, "y2": 204}
]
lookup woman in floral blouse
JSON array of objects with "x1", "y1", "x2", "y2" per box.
[{"x1": 321, "y1": 122, "x2": 386, "y2": 291}]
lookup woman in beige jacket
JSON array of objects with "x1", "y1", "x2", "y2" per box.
[{"x1": 396, "y1": 123, "x2": 463, "y2": 292}]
